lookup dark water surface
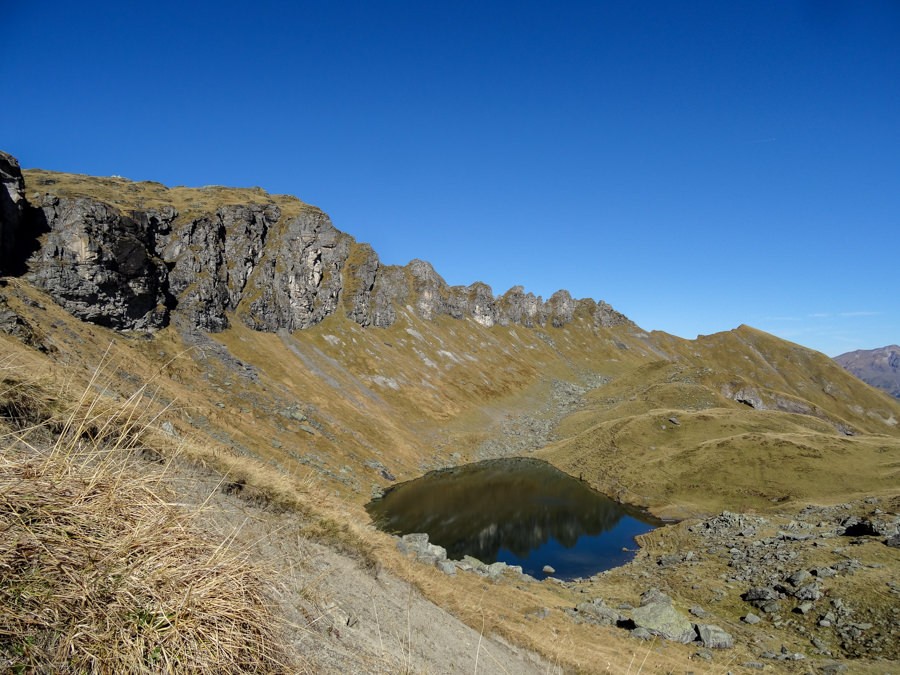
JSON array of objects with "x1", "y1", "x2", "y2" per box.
[{"x1": 366, "y1": 458, "x2": 664, "y2": 580}]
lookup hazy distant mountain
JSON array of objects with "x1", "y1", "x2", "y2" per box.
[{"x1": 835, "y1": 345, "x2": 900, "y2": 399}]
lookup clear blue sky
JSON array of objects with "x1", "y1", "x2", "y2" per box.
[{"x1": 4, "y1": 1, "x2": 898, "y2": 356}]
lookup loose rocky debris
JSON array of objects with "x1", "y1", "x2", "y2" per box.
[
  {"x1": 685, "y1": 502, "x2": 900, "y2": 662},
  {"x1": 475, "y1": 376, "x2": 609, "y2": 460},
  {"x1": 395, "y1": 533, "x2": 533, "y2": 581},
  {"x1": 568, "y1": 589, "x2": 734, "y2": 649},
  {"x1": 558, "y1": 499, "x2": 899, "y2": 667}
]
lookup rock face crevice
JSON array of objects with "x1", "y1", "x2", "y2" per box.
[
  {"x1": 242, "y1": 210, "x2": 351, "y2": 331},
  {"x1": 155, "y1": 203, "x2": 279, "y2": 331},
  {"x1": 0, "y1": 151, "x2": 633, "y2": 334}
]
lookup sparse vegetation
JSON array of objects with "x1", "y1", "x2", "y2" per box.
[{"x1": 22, "y1": 168, "x2": 316, "y2": 223}]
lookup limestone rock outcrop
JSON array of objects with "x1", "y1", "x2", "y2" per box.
[
  {"x1": 341, "y1": 242, "x2": 382, "y2": 327},
  {"x1": 448, "y1": 282, "x2": 496, "y2": 327},
  {"x1": 26, "y1": 195, "x2": 169, "y2": 331},
  {"x1": 155, "y1": 203, "x2": 280, "y2": 331},
  {"x1": 496, "y1": 285, "x2": 544, "y2": 327},
  {"x1": 242, "y1": 210, "x2": 352, "y2": 331}
]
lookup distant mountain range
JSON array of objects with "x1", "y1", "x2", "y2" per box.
[{"x1": 835, "y1": 345, "x2": 900, "y2": 399}]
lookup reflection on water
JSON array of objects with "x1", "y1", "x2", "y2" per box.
[{"x1": 366, "y1": 458, "x2": 663, "y2": 580}]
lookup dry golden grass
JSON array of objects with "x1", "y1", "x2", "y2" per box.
[
  {"x1": 0, "y1": 370, "x2": 290, "y2": 674},
  {"x1": 545, "y1": 404, "x2": 900, "y2": 519},
  {"x1": 21, "y1": 168, "x2": 314, "y2": 223}
]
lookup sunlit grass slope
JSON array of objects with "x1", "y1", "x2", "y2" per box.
[{"x1": 543, "y1": 328, "x2": 900, "y2": 518}]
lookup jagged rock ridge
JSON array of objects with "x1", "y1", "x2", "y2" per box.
[{"x1": 0, "y1": 151, "x2": 632, "y2": 333}]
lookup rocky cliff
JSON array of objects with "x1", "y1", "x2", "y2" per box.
[{"x1": 0, "y1": 151, "x2": 631, "y2": 334}]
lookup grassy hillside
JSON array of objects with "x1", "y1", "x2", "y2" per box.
[{"x1": 544, "y1": 327, "x2": 900, "y2": 518}]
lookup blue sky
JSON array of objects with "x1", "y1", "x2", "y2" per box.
[{"x1": 4, "y1": 1, "x2": 898, "y2": 356}]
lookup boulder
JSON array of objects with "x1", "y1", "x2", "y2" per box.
[
  {"x1": 695, "y1": 624, "x2": 734, "y2": 649},
  {"x1": 397, "y1": 533, "x2": 429, "y2": 555},
  {"x1": 793, "y1": 583, "x2": 822, "y2": 602},
  {"x1": 436, "y1": 560, "x2": 457, "y2": 576},
  {"x1": 486, "y1": 562, "x2": 509, "y2": 579},
  {"x1": 575, "y1": 599, "x2": 622, "y2": 626},
  {"x1": 744, "y1": 587, "x2": 780, "y2": 604},
  {"x1": 630, "y1": 591, "x2": 696, "y2": 644},
  {"x1": 631, "y1": 627, "x2": 654, "y2": 640},
  {"x1": 461, "y1": 555, "x2": 488, "y2": 573},
  {"x1": 396, "y1": 532, "x2": 447, "y2": 565},
  {"x1": 787, "y1": 569, "x2": 812, "y2": 586}
]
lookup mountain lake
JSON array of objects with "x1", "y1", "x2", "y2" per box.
[{"x1": 366, "y1": 457, "x2": 665, "y2": 580}]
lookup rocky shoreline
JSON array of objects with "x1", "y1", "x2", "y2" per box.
[{"x1": 395, "y1": 497, "x2": 900, "y2": 669}]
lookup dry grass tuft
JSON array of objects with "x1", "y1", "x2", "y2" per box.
[
  {"x1": 0, "y1": 377, "x2": 63, "y2": 432},
  {"x1": 0, "y1": 373, "x2": 289, "y2": 673}
]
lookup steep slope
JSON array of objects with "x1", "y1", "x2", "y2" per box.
[{"x1": 836, "y1": 345, "x2": 900, "y2": 399}]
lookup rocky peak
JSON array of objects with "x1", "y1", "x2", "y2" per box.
[
  {"x1": 448, "y1": 282, "x2": 496, "y2": 327},
  {"x1": 497, "y1": 286, "x2": 544, "y2": 327},
  {"x1": 405, "y1": 259, "x2": 447, "y2": 321}
]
